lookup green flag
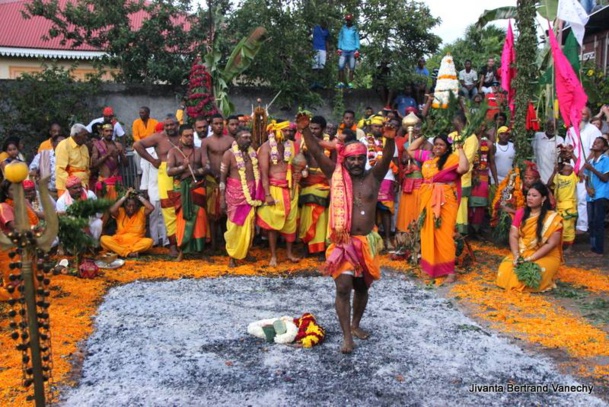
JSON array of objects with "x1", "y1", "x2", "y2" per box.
[{"x1": 540, "y1": 31, "x2": 580, "y2": 85}]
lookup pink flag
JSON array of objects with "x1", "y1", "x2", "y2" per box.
[
  {"x1": 548, "y1": 24, "x2": 588, "y2": 170},
  {"x1": 501, "y1": 21, "x2": 516, "y2": 116}
]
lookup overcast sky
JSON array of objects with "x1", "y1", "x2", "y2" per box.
[{"x1": 426, "y1": 0, "x2": 515, "y2": 45}]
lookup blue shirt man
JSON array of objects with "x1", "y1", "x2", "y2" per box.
[{"x1": 337, "y1": 14, "x2": 360, "y2": 89}]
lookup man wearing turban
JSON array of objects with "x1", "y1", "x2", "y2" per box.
[
  {"x1": 91, "y1": 123, "x2": 127, "y2": 201},
  {"x1": 56, "y1": 175, "x2": 103, "y2": 241},
  {"x1": 86, "y1": 106, "x2": 125, "y2": 140},
  {"x1": 299, "y1": 113, "x2": 396, "y2": 354}
]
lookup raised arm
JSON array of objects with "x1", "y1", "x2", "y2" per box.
[
  {"x1": 407, "y1": 133, "x2": 426, "y2": 156},
  {"x1": 137, "y1": 193, "x2": 155, "y2": 215},
  {"x1": 298, "y1": 116, "x2": 335, "y2": 179},
  {"x1": 456, "y1": 144, "x2": 469, "y2": 175},
  {"x1": 371, "y1": 124, "x2": 396, "y2": 182},
  {"x1": 109, "y1": 193, "x2": 128, "y2": 217}
]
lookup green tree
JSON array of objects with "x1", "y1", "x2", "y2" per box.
[
  {"x1": 0, "y1": 64, "x2": 101, "y2": 157},
  {"x1": 428, "y1": 25, "x2": 506, "y2": 73},
  {"x1": 23, "y1": 0, "x2": 208, "y2": 85}
]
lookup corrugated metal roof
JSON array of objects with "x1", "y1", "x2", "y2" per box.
[{"x1": 0, "y1": 0, "x2": 190, "y2": 56}]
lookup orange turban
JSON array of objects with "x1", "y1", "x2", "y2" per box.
[
  {"x1": 66, "y1": 175, "x2": 82, "y2": 188},
  {"x1": 523, "y1": 161, "x2": 540, "y2": 179}
]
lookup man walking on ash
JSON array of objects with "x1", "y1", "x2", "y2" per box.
[{"x1": 299, "y1": 113, "x2": 396, "y2": 354}]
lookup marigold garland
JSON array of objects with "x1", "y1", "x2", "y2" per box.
[
  {"x1": 231, "y1": 141, "x2": 262, "y2": 207},
  {"x1": 490, "y1": 167, "x2": 525, "y2": 227}
]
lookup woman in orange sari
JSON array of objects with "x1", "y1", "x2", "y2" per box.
[
  {"x1": 408, "y1": 134, "x2": 469, "y2": 283},
  {"x1": 496, "y1": 182, "x2": 563, "y2": 292}
]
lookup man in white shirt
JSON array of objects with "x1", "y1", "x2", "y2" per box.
[
  {"x1": 56, "y1": 175, "x2": 103, "y2": 241},
  {"x1": 532, "y1": 119, "x2": 564, "y2": 184},
  {"x1": 193, "y1": 116, "x2": 209, "y2": 148},
  {"x1": 86, "y1": 106, "x2": 125, "y2": 140},
  {"x1": 494, "y1": 126, "x2": 515, "y2": 184},
  {"x1": 567, "y1": 107, "x2": 603, "y2": 233},
  {"x1": 140, "y1": 147, "x2": 168, "y2": 246},
  {"x1": 459, "y1": 59, "x2": 478, "y2": 99}
]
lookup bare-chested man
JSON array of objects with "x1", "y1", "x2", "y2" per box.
[
  {"x1": 257, "y1": 121, "x2": 300, "y2": 266},
  {"x1": 91, "y1": 123, "x2": 127, "y2": 200},
  {"x1": 201, "y1": 113, "x2": 235, "y2": 251},
  {"x1": 300, "y1": 113, "x2": 395, "y2": 354},
  {"x1": 134, "y1": 114, "x2": 181, "y2": 257},
  {"x1": 226, "y1": 115, "x2": 240, "y2": 139},
  {"x1": 167, "y1": 124, "x2": 209, "y2": 260},
  {"x1": 220, "y1": 128, "x2": 261, "y2": 268}
]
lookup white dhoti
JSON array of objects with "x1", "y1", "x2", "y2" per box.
[{"x1": 576, "y1": 180, "x2": 588, "y2": 232}]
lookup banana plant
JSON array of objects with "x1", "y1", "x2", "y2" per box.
[
  {"x1": 203, "y1": 4, "x2": 267, "y2": 116},
  {"x1": 475, "y1": 0, "x2": 558, "y2": 29}
]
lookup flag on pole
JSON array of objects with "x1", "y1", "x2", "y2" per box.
[
  {"x1": 500, "y1": 21, "x2": 516, "y2": 117},
  {"x1": 548, "y1": 24, "x2": 587, "y2": 170},
  {"x1": 557, "y1": 0, "x2": 590, "y2": 46}
]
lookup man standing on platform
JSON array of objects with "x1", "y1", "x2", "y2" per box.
[
  {"x1": 134, "y1": 114, "x2": 181, "y2": 257},
  {"x1": 91, "y1": 123, "x2": 127, "y2": 200},
  {"x1": 220, "y1": 128, "x2": 262, "y2": 267},
  {"x1": 300, "y1": 113, "x2": 395, "y2": 354},
  {"x1": 298, "y1": 116, "x2": 332, "y2": 258},
  {"x1": 132, "y1": 106, "x2": 159, "y2": 142},
  {"x1": 257, "y1": 121, "x2": 300, "y2": 266},
  {"x1": 167, "y1": 124, "x2": 208, "y2": 260},
  {"x1": 201, "y1": 114, "x2": 235, "y2": 251},
  {"x1": 55, "y1": 123, "x2": 90, "y2": 197}
]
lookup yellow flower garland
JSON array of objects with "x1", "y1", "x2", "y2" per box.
[{"x1": 231, "y1": 141, "x2": 262, "y2": 207}]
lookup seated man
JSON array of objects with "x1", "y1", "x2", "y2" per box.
[
  {"x1": 56, "y1": 175, "x2": 103, "y2": 241},
  {"x1": 100, "y1": 189, "x2": 154, "y2": 258}
]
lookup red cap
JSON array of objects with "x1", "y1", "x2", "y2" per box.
[
  {"x1": 155, "y1": 122, "x2": 164, "y2": 132},
  {"x1": 22, "y1": 180, "x2": 35, "y2": 190},
  {"x1": 103, "y1": 106, "x2": 114, "y2": 116},
  {"x1": 345, "y1": 14, "x2": 353, "y2": 21}
]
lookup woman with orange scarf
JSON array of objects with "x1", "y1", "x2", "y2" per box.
[
  {"x1": 408, "y1": 133, "x2": 469, "y2": 283},
  {"x1": 496, "y1": 182, "x2": 563, "y2": 292}
]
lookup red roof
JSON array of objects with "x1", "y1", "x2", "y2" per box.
[{"x1": 0, "y1": 0, "x2": 189, "y2": 53}]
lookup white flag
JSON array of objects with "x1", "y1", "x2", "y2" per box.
[{"x1": 557, "y1": 0, "x2": 590, "y2": 46}]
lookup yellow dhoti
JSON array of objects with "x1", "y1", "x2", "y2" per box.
[
  {"x1": 158, "y1": 162, "x2": 177, "y2": 238},
  {"x1": 298, "y1": 179, "x2": 329, "y2": 254},
  {"x1": 226, "y1": 209, "x2": 256, "y2": 260},
  {"x1": 256, "y1": 179, "x2": 298, "y2": 242}
]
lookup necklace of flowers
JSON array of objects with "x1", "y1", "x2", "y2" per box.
[
  {"x1": 365, "y1": 134, "x2": 383, "y2": 165},
  {"x1": 268, "y1": 132, "x2": 293, "y2": 165},
  {"x1": 231, "y1": 141, "x2": 262, "y2": 207}
]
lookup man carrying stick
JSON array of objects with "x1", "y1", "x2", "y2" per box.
[{"x1": 299, "y1": 113, "x2": 396, "y2": 354}]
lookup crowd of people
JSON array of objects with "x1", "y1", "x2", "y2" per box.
[{"x1": 1, "y1": 86, "x2": 609, "y2": 352}]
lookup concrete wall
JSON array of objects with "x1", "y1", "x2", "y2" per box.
[{"x1": 93, "y1": 84, "x2": 384, "y2": 134}]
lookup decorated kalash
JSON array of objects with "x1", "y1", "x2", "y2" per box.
[{"x1": 0, "y1": 161, "x2": 58, "y2": 406}]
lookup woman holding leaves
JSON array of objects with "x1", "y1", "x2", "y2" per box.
[{"x1": 496, "y1": 182, "x2": 563, "y2": 292}]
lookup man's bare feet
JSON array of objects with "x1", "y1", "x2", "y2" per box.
[
  {"x1": 176, "y1": 251, "x2": 184, "y2": 262},
  {"x1": 287, "y1": 255, "x2": 301, "y2": 263},
  {"x1": 269, "y1": 257, "x2": 278, "y2": 267},
  {"x1": 385, "y1": 239, "x2": 395, "y2": 251},
  {"x1": 169, "y1": 245, "x2": 179, "y2": 258},
  {"x1": 228, "y1": 258, "x2": 237, "y2": 268},
  {"x1": 351, "y1": 327, "x2": 370, "y2": 340},
  {"x1": 443, "y1": 274, "x2": 456, "y2": 284},
  {"x1": 244, "y1": 254, "x2": 256, "y2": 263},
  {"x1": 341, "y1": 336, "x2": 355, "y2": 354}
]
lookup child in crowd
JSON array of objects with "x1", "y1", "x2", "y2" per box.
[{"x1": 548, "y1": 161, "x2": 578, "y2": 252}]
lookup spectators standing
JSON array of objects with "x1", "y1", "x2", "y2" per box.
[
  {"x1": 37, "y1": 123, "x2": 63, "y2": 152},
  {"x1": 479, "y1": 57, "x2": 499, "y2": 94},
  {"x1": 414, "y1": 57, "x2": 430, "y2": 106},
  {"x1": 459, "y1": 59, "x2": 478, "y2": 99},
  {"x1": 86, "y1": 106, "x2": 125, "y2": 140},
  {"x1": 567, "y1": 107, "x2": 602, "y2": 234},
  {"x1": 29, "y1": 134, "x2": 66, "y2": 197},
  {"x1": 56, "y1": 175, "x2": 103, "y2": 241},
  {"x1": 532, "y1": 119, "x2": 565, "y2": 184},
  {"x1": 132, "y1": 106, "x2": 159, "y2": 142},
  {"x1": 337, "y1": 14, "x2": 360, "y2": 89},
  {"x1": 494, "y1": 126, "x2": 515, "y2": 184},
  {"x1": 583, "y1": 137, "x2": 609, "y2": 256},
  {"x1": 393, "y1": 85, "x2": 418, "y2": 118},
  {"x1": 55, "y1": 124, "x2": 91, "y2": 197},
  {"x1": 312, "y1": 21, "x2": 330, "y2": 88},
  {"x1": 593, "y1": 104, "x2": 609, "y2": 133},
  {"x1": 193, "y1": 116, "x2": 210, "y2": 148},
  {"x1": 484, "y1": 81, "x2": 505, "y2": 122}
]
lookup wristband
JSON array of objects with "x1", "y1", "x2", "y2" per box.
[{"x1": 219, "y1": 182, "x2": 226, "y2": 191}]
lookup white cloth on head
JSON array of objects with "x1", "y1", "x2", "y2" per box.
[
  {"x1": 86, "y1": 117, "x2": 126, "y2": 140},
  {"x1": 532, "y1": 132, "x2": 565, "y2": 184}
]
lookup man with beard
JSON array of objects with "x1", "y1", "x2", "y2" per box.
[
  {"x1": 86, "y1": 106, "x2": 125, "y2": 140},
  {"x1": 201, "y1": 114, "x2": 235, "y2": 251},
  {"x1": 91, "y1": 123, "x2": 127, "y2": 200},
  {"x1": 298, "y1": 116, "x2": 332, "y2": 258},
  {"x1": 134, "y1": 114, "x2": 181, "y2": 257},
  {"x1": 220, "y1": 128, "x2": 262, "y2": 268},
  {"x1": 300, "y1": 113, "x2": 395, "y2": 354},
  {"x1": 167, "y1": 124, "x2": 209, "y2": 260}
]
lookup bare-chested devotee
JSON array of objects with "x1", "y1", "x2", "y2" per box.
[
  {"x1": 134, "y1": 114, "x2": 181, "y2": 257},
  {"x1": 201, "y1": 113, "x2": 235, "y2": 251},
  {"x1": 220, "y1": 128, "x2": 262, "y2": 268},
  {"x1": 300, "y1": 113, "x2": 395, "y2": 354},
  {"x1": 91, "y1": 123, "x2": 127, "y2": 200},
  {"x1": 167, "y1": 124, "x2": 209, "y2": 260},
  {"x1": 257, "y1": 121, "x2": 300, "y2": 266}
]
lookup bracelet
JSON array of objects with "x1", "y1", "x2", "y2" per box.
[{"x1": 219, "y1": 182, "x2": 226, "y2": 191}]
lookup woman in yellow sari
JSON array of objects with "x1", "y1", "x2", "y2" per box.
[
  {"x1": 408, "y1": 133, "x2": 469, "y2": 283},
  {"x1": 496, "y1": 182, "x2": 563, "y2": 292}
]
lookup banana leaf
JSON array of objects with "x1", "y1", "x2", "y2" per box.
[
  {"x1": 221, "y1": 26, "x2": 267, "y2": 83},
  {"x1": 475, "y1": 7, "x2": 517, "y2": 29}
]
